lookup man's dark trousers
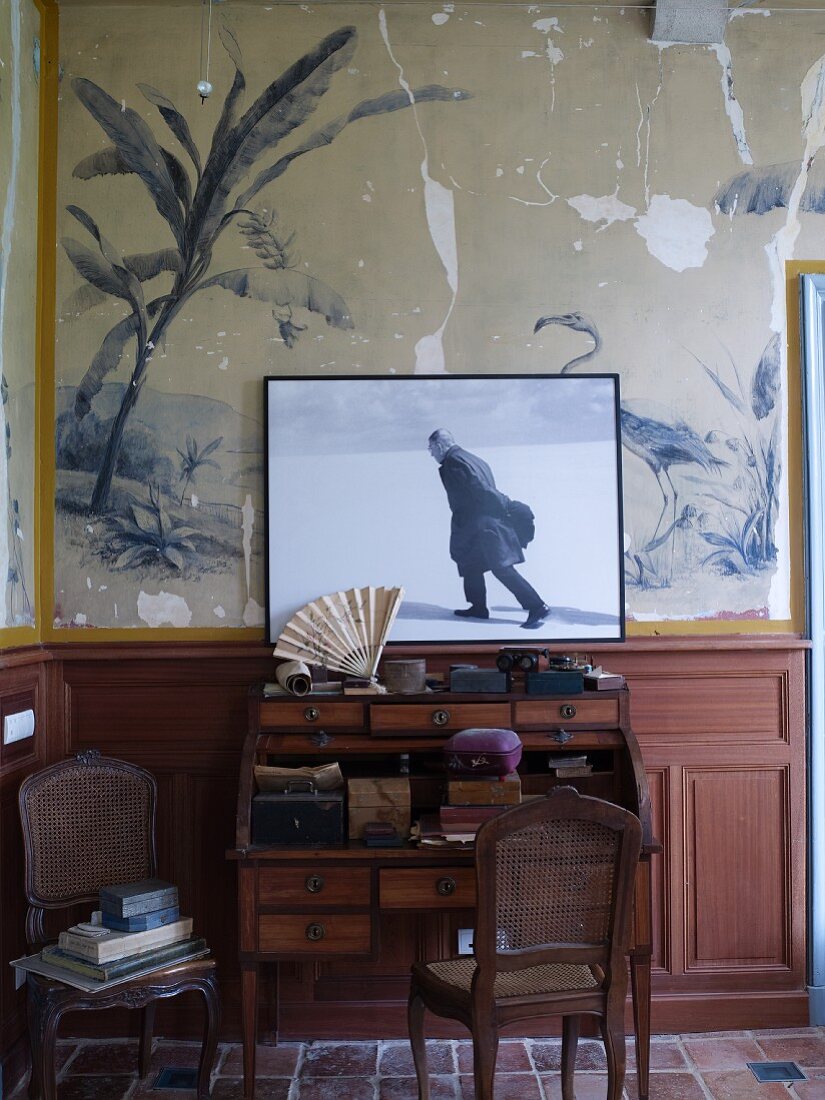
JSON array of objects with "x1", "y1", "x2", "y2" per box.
[{"x1": 464, "y1": 566, "x2": 543, "y2": 612}]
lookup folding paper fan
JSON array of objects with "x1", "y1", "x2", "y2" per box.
[{"x1": 272, "y1": 586, "x2": 405, "y2": 681}]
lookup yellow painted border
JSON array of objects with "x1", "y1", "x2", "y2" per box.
[
  {"x1": 628, "y1": 259, "x2": 807, "y2": 637},
  {"x1": 29, "y1": 8, "x2": 805, "y2": 643},
  {"x1": 0, "y1": 0, "x2": 57, "y2": 650}
]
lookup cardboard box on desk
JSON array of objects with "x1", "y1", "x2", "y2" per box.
[{"x1": 348, "y1": 777, "x2": 411, "y2": 839}]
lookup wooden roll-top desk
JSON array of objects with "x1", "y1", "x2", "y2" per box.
[{"x1": 228, "y1": 685, "x2": 657, "y2": 1099}]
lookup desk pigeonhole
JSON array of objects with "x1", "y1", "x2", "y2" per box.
[{"x1": 251, "y1": 780, "x2": 345, "y2": 845}]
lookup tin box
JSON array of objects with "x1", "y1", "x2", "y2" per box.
[{"x1": 251, "y1": 783, "x2": 345, "y2": 845}]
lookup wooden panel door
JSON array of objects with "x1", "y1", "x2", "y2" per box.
[{"x1": 685, "y1": 766, "x2": 791, "y2": 971}]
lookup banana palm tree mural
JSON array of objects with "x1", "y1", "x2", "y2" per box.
[{"x1": 62, "y1": 24, "x2": 471, "y2": 513}]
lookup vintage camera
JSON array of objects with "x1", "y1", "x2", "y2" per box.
[{"x1": 495, "y1": 647, "x2": 549, "y2": 673}]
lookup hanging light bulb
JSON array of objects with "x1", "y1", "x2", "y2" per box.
[{"x1": 198, "y1": 0, "x2": 213, "y2": 103}]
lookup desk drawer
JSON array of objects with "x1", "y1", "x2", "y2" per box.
[
  {"x1": 259, "y1": 866, "x2": 371, "y2": 907},
  {"x1": 370, "y1": 704, "x2": 511, "y2": 736},
  {"x1": 380, "y1": 867, "x2": 476, "y2": 909},
  {"x1": 514, "y1": 698, "x2": 619, "y2": 728},
  {"x1": 259, "y1": 700, "x2": 365, "y2": 730},
  {"x1": 258, "y1": 914, "x2": 372, "y2": 954}
]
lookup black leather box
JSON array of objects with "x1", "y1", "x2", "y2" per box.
[
  {"x1": 525, "y1": 670, "x2": 584, "y2": 695},
  {"x1": 251, "y1": 787, "x2": 345, "y2": 845},
  {"x1": 449, "y1": 668, "x2": 510, "y2": 693}
]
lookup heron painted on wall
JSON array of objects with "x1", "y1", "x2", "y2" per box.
[{"x1": 533, "y1": 312, "x2": 726, "y2": 577}]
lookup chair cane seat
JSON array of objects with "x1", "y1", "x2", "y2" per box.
[{"x1": 423, "y1": 956, "x2": 600, "y2": 998}]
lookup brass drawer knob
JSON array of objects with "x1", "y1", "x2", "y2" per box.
[
  {"x1": 432, "y1": 709, "x2": 451, "y2": 727},
  {"x1": 436, "y1": 876, "x2": 457, "y2": 896},
  {"x1": 559, "y1": 704, "x2": 577, "y2": 720},
  {"x1": 305, "y1": 922, "x2": 325, "y2": 942},
  {"x1": 304, "y1": 706, "x2": 320, "y2": 722},
  {"x1": 305, "y1": 875, "x2": 325, "y2": 894}
]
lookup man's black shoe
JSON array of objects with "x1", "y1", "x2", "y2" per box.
[
  {"x1": 521, "y1": 603, "x2": 551, "y2": 629},
  {"x1": 454, "y1": 606, "x2": 490, "y2": 620}
]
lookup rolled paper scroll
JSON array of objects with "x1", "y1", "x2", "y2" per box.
[{"x1": 274, "y1": 659, "x2": 312, "y2": 696}]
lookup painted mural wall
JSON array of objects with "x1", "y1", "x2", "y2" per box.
[
  {"x1": 53, "y1": 1, "x2": 824, "y2": 630},
  {"x1": 0, "y1": 0, "x2": 39, "y2": 628}
]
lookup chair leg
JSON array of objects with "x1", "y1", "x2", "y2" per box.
[
  {"x1": 26, "y1": 982, "x2": 44, "y2": 1100},
  {"x1": 139, "y1": 1002, "x2": 156, "y2": 1077},
  {"x1": 470, "y1": 1019, "x2": 498, "y2": 1100},
  {"x1": 561, "y1": 1015, "x2": 579, "y2": 1100},
  {"x1": 196, "y1": 971, "x2": 222, "y2": 1099},
  {"x1": 32, "y1": 1003, "x2": 62, "y2": 1100},
  {"x1": 407, "y1": 988, "x2": 430, "y2": 1100},
  {"x1": 601, "y1": 1009, "x2": 627, "y2": 1100}
]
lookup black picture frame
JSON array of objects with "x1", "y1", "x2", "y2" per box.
[{"x1": 265, "y1": 374, "x2": 625, "y2": 646}]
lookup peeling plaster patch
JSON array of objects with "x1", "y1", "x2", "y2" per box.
[
  {"x1": 495, "y1": 167, "x2": 504, "y2": 177},
  {"x1": 190, "y1": 493, "x2": 199, "y2": 508},
  {"x1": 74, "y1": 613, "x2": 87, "y2": 626},
  {"x1": 0, "y1": 0, "x2": 22, "y2": 625},
  {"x1": 509, "y1": 155, "x2": 558, "y2": 208},
  {"x1": 86, "y1": 577, "x2": 91, "y2": 589},
  {"x1": 243, "y1": 598, "x2": 265, "y2": 627},
  {"x1": 137, "y1": 591, "x2": 192, "y2": 628},
  {"x1": 729, "y1": 7, "x2": 771, "y2": 18},
  {"x1": 380, "y1": 9, "x2": 458, "y2": 374},
  {"x1": 573, "y1": 240, "x2": 583, "y2": 251},
  {"x1": 214, "y1": 605, "x2": 226, "y2": 619},
  {"x1": 567, "y1": 192, "x2": 636, "y2": 229},
  {"x1": 634, "y1": 195, "x2": 715, "y2": 271},
  {"x1": 242, "y1": 493, "x2": 255, "y2": 602},
  {"x1": 432, "y1": 12, "x2": 449, "y2": 25},
  {"x1": 710, "y1": 45, "x2": 753, "y2": 164},
  {"x1": 521, "y1": 50, "x2": 540, "y2": 58},
  {"x1": 218, "y1": 356, "x2": 229, "y2": 370},
  {"x1": 532, "y1": 17, "x2": 564, "y2": 111}
]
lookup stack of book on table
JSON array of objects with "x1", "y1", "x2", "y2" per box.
[
  {"x1": 10, "y1": 879, "x2": 208, "y2": 992},
  {"x1": 548, "y1": 754, "x2": 593, "y2": 778},
  {"x1": 412, "y1": 773, "x2": 521, "y2": 847}
]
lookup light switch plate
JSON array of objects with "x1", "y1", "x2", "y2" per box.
[{"x1": 3, "y1": 709, "x2": 35, "y2": 745}]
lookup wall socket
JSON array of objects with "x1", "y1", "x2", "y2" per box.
[
  {"x1": 3, "y1": 709, "x2": 35, "y2": 745},
  {"x1": 457, "y1": 928, "x2": 474, "y2": 955}
]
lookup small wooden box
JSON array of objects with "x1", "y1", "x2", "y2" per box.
[
  {"x1": 447, "y1": 772, "x2": 522, "y2": 806},
  {"x1": 348, "y1": 777, "x2": 411, "y2": 839}
]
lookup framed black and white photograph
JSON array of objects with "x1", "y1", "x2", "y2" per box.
[{"x1": 265, "y1": 374, "x2": 625, "y2": 646}]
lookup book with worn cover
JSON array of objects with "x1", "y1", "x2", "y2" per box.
[
  {"x1": 100, "y1": 905, "x2": 180, "y2": 932},
  {"x1": 583, "y1": 668, "x2": 625, "y2": 691},
  {"x1": 42, "y1": 936, "x2": 206, "y2": 981},
  {"x1": 10, "y1": 945, "x2": 210, "y2": 993},
  {"x1": 57, "y1": 917, "x2": 193, "y2": 963},
  {"x1": 447, "y1": 773, "x2": 521, "y2": 806},
  {"x1": 552, "y1": 765, "x2": 593, "y2": 778},
  {"x1": 99, "y1": 879, "x2": 178, "y2": 918}
]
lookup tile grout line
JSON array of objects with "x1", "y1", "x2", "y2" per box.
[{"x1": 675, "y1": 1033, "x2": 725, "y2": 1100}]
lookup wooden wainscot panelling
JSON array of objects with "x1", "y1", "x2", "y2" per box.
[
  {"x1": 1, "y1": 636, "x2": 803, "y2": 1048},
  {"x1": 630, "y1": 672, "x2": 789, "y2": 745},
  {"x1": 684, "y1": 767, "x2": 793, "y2": 973},
  {"x1": 645, "y1": 767, "x2": 670, "y2": 975},
  {"x1": 0, "y1": 649, "x2": 51, "y2": 1090}
]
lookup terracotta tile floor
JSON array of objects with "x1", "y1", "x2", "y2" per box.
[{"x1": 7, "y1": 1029, "x2": 825, "y2": 1099}]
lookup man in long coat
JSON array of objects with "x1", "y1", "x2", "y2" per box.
[{"x1": 428, "y1": 429, "x2": 550, "y2": 629}]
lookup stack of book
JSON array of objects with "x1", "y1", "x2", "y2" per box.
[
  {"x1": 36, "y1": 879, "x2": 207, "y2": 987},
  {"x1": 548, "y1": 754, "x2": 593, "y2": 778},
  {"x1": 412, "y1": 773, "x2": 522, "y2": 847}
]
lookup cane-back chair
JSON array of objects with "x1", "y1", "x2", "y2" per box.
[
  {"x1": 408, "y1": 787, "x2": 642, "y2": 1100},
  {"x1": 19, "y1": 750, "x2": 220, "y2": 1099}
]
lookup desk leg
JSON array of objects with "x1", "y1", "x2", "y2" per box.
[
  {"x1": 630, "y1": 951, "x2": 651, "y2": 1100},
  {"x1": 241, "y1": 963, "x2": 258, "y2": 1100}
]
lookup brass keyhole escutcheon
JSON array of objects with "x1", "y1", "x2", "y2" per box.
[
  {"x1": 560, "y1": 704, "x2": 577, "y2": 720},
  {"x1": 432, "y1": 709, "x2": 451, "y2": 727},
  {"x1": 436, "y1": 876, "x2": 457, "y2": 896},
  {"x1": 305, "y1": 875, "x2": 325, "y2": 894},
  {"x1": 306, "y1": 922, "x2": 325, "y2": 942},
  {"x1": 304, "y1": 706, "x2": 320, "y2": 722}
]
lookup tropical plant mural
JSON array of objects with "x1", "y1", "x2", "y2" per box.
[{"x1": 62, "y1": 22, "x2": 470, "y2": 518}]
